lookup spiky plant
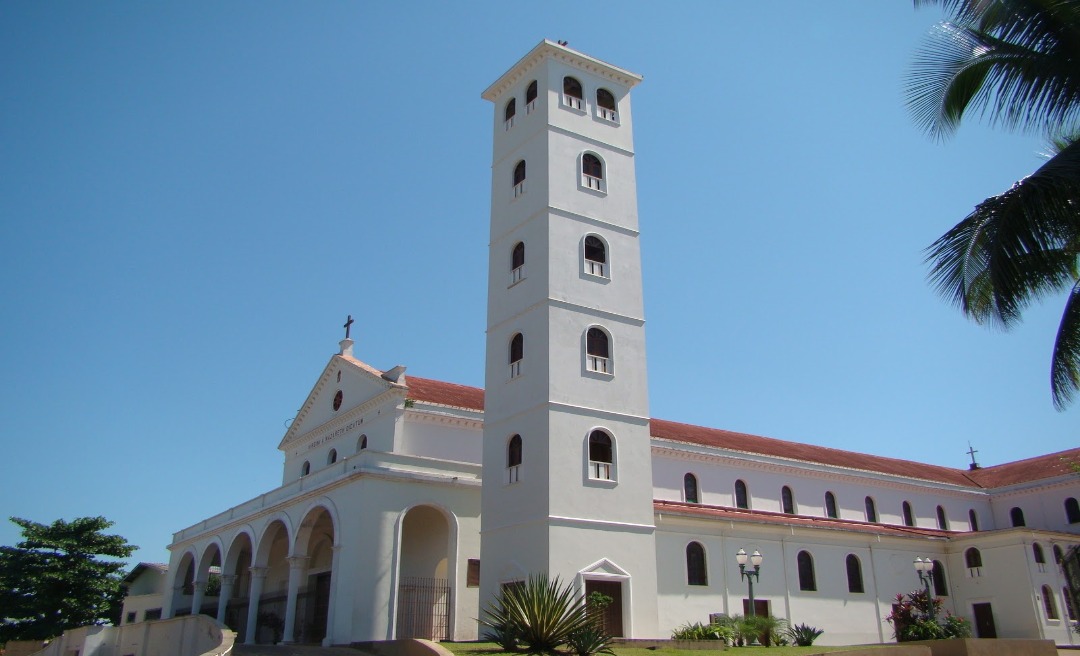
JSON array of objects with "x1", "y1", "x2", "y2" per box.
[{"x1": 479, "y1": 574, "x2": 593, "y2": 654}]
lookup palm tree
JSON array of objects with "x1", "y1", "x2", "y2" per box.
[{"x1": 908, "y1": 0, "x2": 1080, "y2": 408}]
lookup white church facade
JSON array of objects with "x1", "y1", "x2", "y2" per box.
[{"x1": 160, "y1": 41, "x2": 1080, "y2": 648}]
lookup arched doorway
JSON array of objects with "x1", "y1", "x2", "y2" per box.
[
  {"x1": 291, "y1": 506, "x2": 337, "y2": 644},
  {"x1": 222, "y1": 533, "x2": 253, "y2": 638},
  {"x1": 396, "y1": 505, "x2": 451, "y2": 640},
  {"x1": 193, "y1": 543, "x2": 222, "y2": 617},
  {"x1": 249, "y1": 520, "x2": 290, "y2": 644},
  {"x1": 170, "y1": 551, "x2": 197, "y2": 616}
]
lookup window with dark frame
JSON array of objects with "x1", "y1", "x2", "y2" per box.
[
  {"x1": 782, "y1": 486, "x2": 795, "y2": 514},
  {"x1": 511, "y1": 242, "x2": 525, "y2": 284},
  {"x1": 588, "y1": 430, "x2": 614, "y2": 480},
  {"x1": 526, "y1": 80, "x2": 538, "y2": 111},
  {"x1": 684, "y1": 473, "x2": 699, "y2": 503},
  {"x1": 686, "y1": 542, "x2": 708, "y2": 586},
  {"x1": 586, "y1": 328, "x2": 610, "y2": 373},
  {"x1": 466, "y1": 559, "x2": 481, "y2": 587},
  {"x1": 1011, "y1": 507, "x2": 1026, "y2": 527},
  {"x1": 1043, "y1": 585, "x2": 1059, "y2": 620},
  {"x1": 865, "y1": 496, "x2": 878, "y2": 523},
  {"x1": 584, "y1": 235, "x2": 607, "y2": 276},
  {"x1": 509, "y1": 333, "x2": 523, "y2": 378},
  {"x1": 563, "y1": 76, "x2": 583, "y2": 108},
  {"x1": 932, "y1": 560, "x2": 948, "y2": 596},
  {"x1": 936, "y1": 505, "x2": 948, "y2": 530},
  {"x1": 846, "y1": 554, "x2": 864, "y2": 593},
  {"x1": 735, "y1": 479, "x2": 749, "y2": 509},
  {"x1": 969, "y1": 508, "x2": 979, "y2": 531},
  {"x1": 504, "y1": 98, "x2": 516, "y2": 129},
  {"x1": 1066, "y1": 497, "x2": 1080, "y2": 524},
  {"x1": 797, "y1": 550, "x2": 816, "y2": 591},
  {"x1": 902, "y1": 501, "x2": 915, "y2": 527},
  {"x1": 825, "y1": 491, "x2": 838, "y2": 519}
]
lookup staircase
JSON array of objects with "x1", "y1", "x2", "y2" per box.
[{"x1": 233, "y1": 645, "x2": 372, "y2": 656}]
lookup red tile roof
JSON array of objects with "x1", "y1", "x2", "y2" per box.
[
  {"x1": 654, "y1": 500, "x2": 953, "y2": 538},
  {"x1": 403, "y1": 376, "x2": 1079, "y2": 489}
]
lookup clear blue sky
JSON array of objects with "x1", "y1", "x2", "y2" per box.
[{"x1": 1, "y1": 2, "x2": 1074, "y2": 566}]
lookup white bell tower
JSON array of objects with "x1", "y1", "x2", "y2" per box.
[{"x1": 479, "y1": 40, "x2": 658, "y2": 638}]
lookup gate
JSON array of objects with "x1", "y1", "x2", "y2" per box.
[{"x1": 396, "y1": 576, "x2": 451, "y2": 640}]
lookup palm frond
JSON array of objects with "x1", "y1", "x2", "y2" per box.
[{"x1": 1051, "y1": 278, "x2": 1080, "y2": 408}]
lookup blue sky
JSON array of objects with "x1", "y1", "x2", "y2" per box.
[{"x1": 1, "y1": 2, "x2": 1074, "y2": 566}]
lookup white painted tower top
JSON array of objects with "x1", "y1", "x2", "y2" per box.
[{"x1": 481, "y1": 39, "x2": 643, "y2": 102}]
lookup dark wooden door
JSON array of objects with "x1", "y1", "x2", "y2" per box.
[
  {"x1": 973, "y1": 603, "x2": 996, "y2": 638},
  {"x1": 585, "y1": 580, "x2": 623, "y2": 637},
  {"x1": 742, "y1": 599, "x2": 769, "y2": 617},
  {"x1": 308, "y1": 572, "x2": 332, "y2": 643}
]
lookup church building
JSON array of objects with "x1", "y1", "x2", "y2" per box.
[{"x1": 160, "y1": 40, "x2": 1080, "y2": 648}]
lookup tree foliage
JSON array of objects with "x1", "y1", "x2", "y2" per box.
[
  {"x1": 909, "y1": 0, "x2": 1080, "y2": 408},
  {"x1": 0, "y1": 516, "x2": 136, "y2": 643}
]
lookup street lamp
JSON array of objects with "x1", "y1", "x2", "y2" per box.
[
  {"x1": 913, "y1": 557, "x2": 936, "y2": 622},
  {"x1": 736, "y1": 548, "x2": 763, "y2": 616}
]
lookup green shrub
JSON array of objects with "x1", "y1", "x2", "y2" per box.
[
  {"x1": 566, "y1": 624, "x2": 615, "y2": 656},
  {"x1": 885, "y1": 591, "x2": 971, "y2": 642},
  {"x1": 787, "y1": 623, "x2": 824, "y2": 646},
  {"x1": 479, "y1": 574, "x2": 594, "y2": 655},
  {"x1": 670, "y1": 621, "x2": 733, "y2": 642}
]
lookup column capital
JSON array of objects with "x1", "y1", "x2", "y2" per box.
[
  {"x1": 249, "y1": 566, "x2": 268, "y2": 578},
  {"x1": 288, "y1": 555, "x2": 310, "y2": 568},
  {"x1": 219, "y1": 574, "x2": 238, "y2": 585}
]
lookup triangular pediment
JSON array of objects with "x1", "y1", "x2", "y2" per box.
[
  {"x1": 277, "y1": 354, "x2": 407, "y2": 450},
  {"x1": 578, "y1": 558, "x2": 630, "y2": 578}
]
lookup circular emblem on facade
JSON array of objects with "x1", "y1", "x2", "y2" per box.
[{"x1": 333, "y1": 390, "x2": 343, "y2": 411}]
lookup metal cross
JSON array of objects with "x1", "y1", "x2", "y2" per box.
[
  {"x1": 343, "y1": 315, "x2": 354, "y2": 340},
  {"x1": 966, "y1": 442, "x2": 979, "y2": 468}
]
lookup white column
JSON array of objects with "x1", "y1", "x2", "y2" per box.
[
  {"x1": 282, "y1": 556, "x2": 308, "y2": 644},
  {"x1": 190, "y1": 578, "x2": 207, "y2": 617},
  {"x1": 216, "y1": 574, "x2": 237, "y2": 625},
  {"x1": 244, "y1": 567, "x2": 268, "y2": 644},
  {"x1": 322, "y1": 546, "x2": 343, "y2": 647},
  {"x1": 165, "y1": 583, "x2": 185, "y2": 619}
]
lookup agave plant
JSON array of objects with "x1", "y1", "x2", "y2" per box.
[
  {"x1": 787, "y1": 622, "x2": 824, "y2": 647},
  {"x1": 479, "y1": 574, "x2": 593, "y2": 654}
]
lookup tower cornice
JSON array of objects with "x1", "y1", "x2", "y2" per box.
[{"x1": 481, "y1": 40, "x2": 643, "y2": 102}]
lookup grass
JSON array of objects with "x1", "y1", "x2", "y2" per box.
[{"x1": 438, "y1": 641, "x2": 889, "y2": 656}]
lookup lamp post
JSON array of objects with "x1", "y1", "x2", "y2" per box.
[
  {"x1": 736, "y1": 548, "x2": 763, "y2": 616},
  {"x1": 913, "y1": 557, "x2": 936, "y2": 622}
]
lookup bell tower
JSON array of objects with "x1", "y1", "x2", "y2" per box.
[{"x1": 479, "y1": 41, "x2": 658, "y2": 637}]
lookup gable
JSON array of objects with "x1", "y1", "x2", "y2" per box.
[{"x1": 278, "y1": 354, "x2": 405, "y2": 450}]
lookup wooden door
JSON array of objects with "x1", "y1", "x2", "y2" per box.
[
  {"x1": 585, "y1": 580, "x2": 623, "y2": 637},
  {"x1": 972, "y1": 603, "x2": 996, "y2": 638}
]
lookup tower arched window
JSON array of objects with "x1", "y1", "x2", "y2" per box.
[
  {"x1": 965, "y1": 547, "x2": 983, "y2": 576},
  {"x1": 358, "y1": 434, "x2": 368, "y2": 451},
  {"x1": 507, "y1": 434, "x2": 522, "y2": 484},
  {"x1": 686, "y1": 542, "x2": 707, "y2": 586},
  {"x1": 1042, "y1": 585, "x2": 1059, "y2": 620},
  {"x1": 734, "y1": 479, "x2": 749, "y2": 509},
  {"x1": 504, "y1": 98, "x2": 516, "y2": 130},
  {"x1": 301, "y1": 461, "x2": 310, "y2": 477},
  {"x1": 781, "y1": 486, "x2": 795, "y2": 514},
  {"x1": 327, "y1": 449, "x2": 337, "y2": 465},
  {"x1": 1065, "y1": 586, "x2": 1077, "y2": 620},
  {"x1": 509, "y1": 333, "x2": 523, "y2": 379},
  {"x1": 584, "y1": 235, "x2": 608, "y2": 277},
  {"x1": 932, "y1": 560, "x2": 948, "y2": 596},
  {"x1": 586, "y1": 327, "x2": 610, "y2": 374},
  {"x1": 846, "y1": 554, "x2": 864, "y2": 593},
  {"x1": 683, "y1": 473, "x2": 699, "y2": 503},
  {"x1": 563, "y1": 76, "x2": 583, "y2": 110},
  {"x1": 902, "y1": 501, "x2": 915, "y2": 527},
  {"x1": 596, "y1": 88, "x2": 617, "y2": 122},
  {"x1": 797, "y1": 550, "x2": 816, "y2": 591},
  {"x1": 512, "y1": 160, "x2": 526, "y2": 198},
  {"x1": 588, "y1": 430, "x2": 614, "y2": 481},
  {"x1": 1066, "y1": 497, "x2": 1080, "y2": 524},
  {"x1": 969, "y1": 509, "x2": 979, "y2": 531},
  {"x1": 1033, "y1": 542, "x2": 1046, "y2": 572},
  {"x1": 525, "y1": 80, "x2": 538, "y2": 113},
  {"x1": 582, "y1": 153, "x2": 605, "y2": 192},
  {"x1": 1011, "y1": 506, "x2": 1026, "y2": 527},
  {"x1": 1054, "y1": 544, "x2": 1064, "y2": 565},
  {"x1": 865, "y1": 496, "x2": 878, "y2": 523},
  {"x1": 936, "y1": 505, "x2": 949, "y2": 530},
  {"x1": 824, "y1": 491, "x2": 838, "y2": 519},
  {"x1": 511, "y1": 242, "x2": 525, "y2": 285}
]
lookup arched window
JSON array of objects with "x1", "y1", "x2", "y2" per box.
[
  {"x1": 683, "y1": 473, "x2": 699, "y2": 503},
  {"x1": 1054, "y1": 544, "x2": 1064, "y2": 565},
  {"x1": 596, "y1": 88, "x2": 617, "y2": 121},
  {"x1": 965, "y1": 547, "x2": 983, "y2": 576},
  {"x1": 824, "y1": 491, "x2": 838, "y2": 519},
  {"x1": 969, "y1": 509, "x2": 979, "y2": 532},
  {"x1": 504, "y1": 98, "x2": 516, "y2": 130},
  {"x1": 902, "y1": 501, "x2": 915, "y2": 527},
  {"x1": 512, "y1": 160, "x2": 526, "y2": 197},
  {"x1": 582, "y1": 153, "x2": 604, "y2": 191},
  {"x1": 936, "y1": 505, "x2": 949, "y2": 530},
  {"x1": 1042, "y1": 585, "x2": 1059, "y2": 620},
  {"x1": 301, "y1": 461, "x2": 310, "y2": 477},
  {"x1": 586, "y1": 327, "x2": 610, "y2": 374},
  {"x1": 358, "y1": 434, "x2": 368, "y2": 451},
  {"x1": 1066, "y1": 497, "x2": 1080, "y2": 524},
  {"x1": 509, "y1": 333, "x2": 523, "y2": 378},
  {"x1": 327, "y1": 449, "x2": 337, "y2": 465},
  {"x1": 734, "y1": 479, "x2": 749, "y2": 509},
  {"x1": 846, "y1": 554, "x2": 864, "y2": 593},
  {"x1": 511, "y1": 242, "x2": 525, "y2": 284},
  {"x1": 1010, "y1": 507, "x2": 1026, "y2": 527},
  {"x1": 525, "y1": 80, "x2": 538, "y2": 112},
  {"x1": 563, "y1": 76, "x2": 583, "y2": 110},
  {"x1": 797, "y1": 551, "x2": 816, "y2": 591},
  {"x1": 507, "y1": 434, "x2": 522, "y2": 484},
  {"x1": 932, "y1": 560, "x2": 948, "y2": 596},
  {"x1": 865, "y1": 496, "x2": 878, "y2": 523},
  {"x1": 588, "y1": 430, "x2": 614, "y2": 481},
  {"x1": 1064, "y1": 586, "x2": 1077, "y2": 620},
  {"x1": 781, "y1": 486, "x2": 795, "y2": 514},
  {"x1": 584, "y1": 235, "x2": 607, "y2": 277},
  {"x1": 686, "y1": 542, "x2": 707, "y2": 585},
  {"x1": 1033, "y1": 543, "x2": 1046, "y2": 571}
]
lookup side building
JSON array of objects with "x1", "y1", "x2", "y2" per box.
[{"x1": 161, "y1": 40, "x2": 1080, "y2": 647}]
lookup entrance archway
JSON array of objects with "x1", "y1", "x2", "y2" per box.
[
  {"x1": 222, "y1": 532, "x2": 253, "y2": 638},
  {"x1": 290, "y1": 506, "x2": 337, "y2": 644},
  {"x1": 396, "y1": 505, "x2": 452, "y2": 640}
]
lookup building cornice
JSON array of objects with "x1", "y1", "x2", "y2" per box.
[{"x1": 482, "y1": 40, "x2": 642, "y2": 102}]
